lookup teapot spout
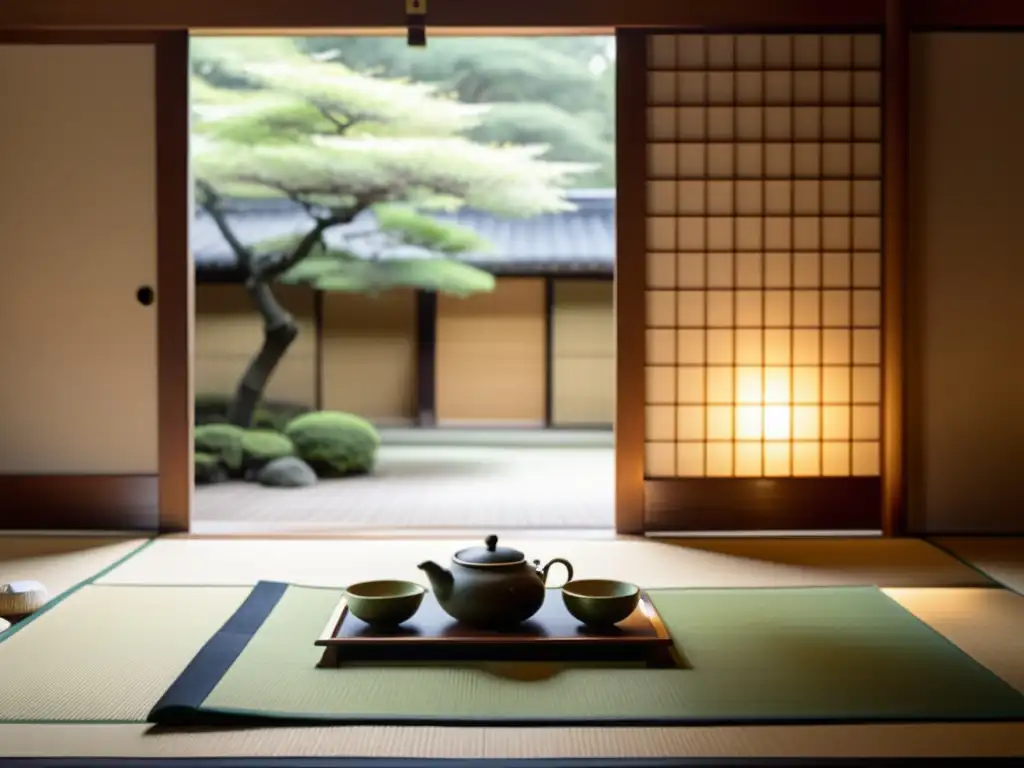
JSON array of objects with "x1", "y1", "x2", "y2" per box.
[{"x1": 417, "y1": 560, "x2": 453, "y2": 602}]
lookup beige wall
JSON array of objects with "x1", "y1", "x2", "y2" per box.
[
  {"x1": 194, "y1": 284, "x2": 317, "y2": 407},
  {"x1": 552, "y1": 279, "x2": 615, "y2": 426},
  {"x1": 0, "y1": 45, "x2": 158, "y2": 474},
  {"x1": 321, "y1": 290, "x2": 417, "y2": 424},
  {"x1": 908, "y1": 33, "x2": 1024, "y2": 534},
  {"x1": 436, "y1": 278, "x2": 547, "y2": 425}
]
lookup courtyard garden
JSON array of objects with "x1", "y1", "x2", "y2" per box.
[{"x1": 189, "y1": 35, "x2": 615, "y2": 529}]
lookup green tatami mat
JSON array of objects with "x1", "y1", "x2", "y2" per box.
[
  {"x1": 0, "y1": 584, "x2": 252, "y2": 723},
  {"x1": 153, "y1": 584, "x2": 1024, "y2": 726}
]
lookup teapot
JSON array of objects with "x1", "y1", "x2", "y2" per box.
[{"x1": 418, "y1": 535, "x2": 574, "y2": 630}]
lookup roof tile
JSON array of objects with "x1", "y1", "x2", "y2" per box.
[{"x1": 192, "y1": 190, "x2": 615, "y2": 275}]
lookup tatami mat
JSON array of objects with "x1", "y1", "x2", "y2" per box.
[
  {"x1": 0, "y1": 535, "x2": 1019, "y2": 760},
  {"x1": 932, "y1": 537, "x2": 1024, "y2": 595},
  {"x1": 0, "y1": 535, "x2": 149, "y2": 597},
  {"x1": 0, "y1": 583, "x2": 1020, "y2": 727},
  {"x1": 1, "y1": 721, "x2": 1023, "y2": 758},
  {"x1": 96, "y1": 537, "x2": 994, "y2": 589},
  {"x1": 886, "y1": 587, "x2": 1024, "y2": 693},
  {"x1": 0, "y1": 585, "x2": 250, "y2": 722}
]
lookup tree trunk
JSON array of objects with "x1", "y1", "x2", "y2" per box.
[
  {"x1": 226, "y1": 278, "x2": 298, "y2": 428},
  {"x1": 196, "y1": 181, "x2": 350, "y2": 429}
]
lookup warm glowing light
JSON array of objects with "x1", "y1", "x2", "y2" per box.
[
  {"x1": 737, "y1": 367, "x2": 761, "y2": 403},
  {"x1": 642, "y1": 32, "x2": 884, "y2": 480},
  {"x1": 764, "y1": 405, "x2": 791, "y2": 441},
  {"x1": 764, "y1": 369, "x2": 790, "y2": 404},
  {"x1": 737, "y1": 406, "x2": 762, "y2": 439},
  {"x1": 730, "y1": 403, "x2": 793, "y2": 442}
]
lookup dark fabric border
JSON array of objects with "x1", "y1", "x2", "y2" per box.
[
  {"x1": 147, "y1": 580, "x2": 289, "y2": 724},
  {"x1": 926, "y1": 538, "x2": 1023, "y2": 597},
  {"x1": 2, "y1": 759, "x2": 1021, "y2": 768},
  {"x1": 0, "y1": 538, "x2": 155, "y2": 647}
]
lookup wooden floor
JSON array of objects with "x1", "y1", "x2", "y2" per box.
[{"x1": 0, "y1": 532, "x2": 1021, "y2": 760}]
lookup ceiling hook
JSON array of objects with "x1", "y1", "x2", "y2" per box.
[{"x1": 406, "y1": 0, "x2": 427, "y2": 47}]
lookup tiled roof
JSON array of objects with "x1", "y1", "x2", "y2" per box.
[{"x1": 192, "y1": 189, "x2": 615, "y2": 277}]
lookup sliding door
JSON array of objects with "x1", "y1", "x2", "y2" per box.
[
  {"x1": 636, "y1": 33, "x2": 885, "y2": 531},
  {"x1": 0, "y1": 35, "x2": 187, "y2": 530}
]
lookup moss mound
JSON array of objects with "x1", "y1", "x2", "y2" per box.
[{"x1": 283, "y1": 411, "x2": 380, "y2": 478}]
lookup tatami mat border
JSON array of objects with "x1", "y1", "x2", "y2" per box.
[
  {"x1": 0, "y1": 538, "x2": 155, "y2": 645},
  {"x1": 927, "y1": 538, "x2": 1024, "y2": 596},
  {"x1": 1, "y1": 756, "x2": 1023, "y2": 767}
]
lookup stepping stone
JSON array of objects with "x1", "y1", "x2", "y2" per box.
[{"x1": 0, "y1": 580, "x2": 50, "y2": 620}]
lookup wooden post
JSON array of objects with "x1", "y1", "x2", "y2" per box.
[
  {"x1": 614, "y1": 29, "x2": 648, "y2": 535},
  {"x1": 882, "y1": 0, "x2": 909, "y2": 536}
]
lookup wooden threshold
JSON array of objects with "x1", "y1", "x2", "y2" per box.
[
  {"x1": 184, "y1": 523, "x2": 622, "y2": 539},
  {"x1": 644, "y1": 477, "x2": 884, "y2": 532},
  {"x1": 0, "y1": 475, "x2": 159, "y2": 531}
]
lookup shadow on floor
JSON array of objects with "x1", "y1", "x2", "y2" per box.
[{"x1": 371, "y1": 457, "x2": 497, "y2": 479}]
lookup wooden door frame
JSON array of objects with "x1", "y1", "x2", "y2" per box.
[
  {"x1": 614, "y1": 5, "x2": 911, "y2": 536},
  {"x1": 0, "y1": 30, "x2": 190, "y2": 532},
  {"x1": 2, "y1": 0, "x2": 1022, "y2": 535}
]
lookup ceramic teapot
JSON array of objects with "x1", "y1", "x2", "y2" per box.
[{"x1": 418, "y1": 535, "x2": 574, "y2": 630}]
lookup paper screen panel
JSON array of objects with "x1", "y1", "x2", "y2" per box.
[{"x1": 644, "y1": 34, "x2": 883, "y2": 479}]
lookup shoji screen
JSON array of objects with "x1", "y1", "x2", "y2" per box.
[{"x1": 643, "y1": 34, "x2": 883, "y2": 529}]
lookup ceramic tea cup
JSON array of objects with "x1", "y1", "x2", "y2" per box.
[
  {"x1": 562, "y1": 579, "x2": 641, "y2": 628},
  {"x1": 344, "y1": 580, "x2": 425, "y2": 627}
]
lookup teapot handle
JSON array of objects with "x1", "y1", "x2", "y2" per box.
[{"x1": 538, "y1": 558, "x2": 574, "y2": 588}]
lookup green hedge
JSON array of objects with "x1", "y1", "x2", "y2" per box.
[
  {"x1": 241, "y1": 429, "x2": 295, "y2": 471},
  {"x1": 194, "y1": 394, "x2": 313, "y2": 432},
  {"x1": 194, "y1": 424, "x2": 246, "y2": 474},
  {"x1": 284, "y1": 411, "x2": 380, "y2": 478},
  {"x1": 194, "y1": 451, "x2": 226, "y2": 485}
]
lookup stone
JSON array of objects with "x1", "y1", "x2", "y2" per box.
[
  {"x1": 0, "y1": 617, "x2": 9, "y2": 632},
  {"x1": 256, "y1": 456, "x2": 317, "y2": 488},
  {"x1": 0, "y1": 580, "x2": 49, "y2": 619}
]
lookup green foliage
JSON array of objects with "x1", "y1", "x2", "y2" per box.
[
  {"x1": 192, "y1": 36, "x2": 592, "y2": 213},
  {"x1": 374, "y1": 204, "x2": 490, "y2": 254},
  {"x1": 191, "y1": 36, "x2": 596, "y2": 423},
  {"x1": 465, "y1": 102, "x2": 614, "y2": 188},
  {"x1": 283, "y1": 411, "x2": 381, "y2": 478},
  {"x1": 194, "y1": 394, "x2": 312, "y2": 432},
  {"x1": 241, "y1": 429, "x2": 296, "y2": 471},
  {"x1": 311, "y1": 257, "x2": 495, "y2": 295},
  {"x1": 192, "y1": 39, "x2": 484, "y2": 151},
  {"x1": 296, "y1": 36, "x2": 612, "y2": 113},
  {"x1": 269, "y1": 207, "x2": 496, "y2": 294},
  {"x1": 194, "y1": 452, "x2": 227, "y2": 485},
  {"x1": 194, "y1": 424, "x2": 246, "y2": 474},
  {"x1": 195, "y1": 133, "x2": 586, "y2": 216},
  {"x1": 295, "y1": 36, "x2": 615, "y2": 187}
]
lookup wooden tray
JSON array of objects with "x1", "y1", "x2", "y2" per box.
[{"x1": 315, "y1": 590, "x2": 681, "y2": 668}]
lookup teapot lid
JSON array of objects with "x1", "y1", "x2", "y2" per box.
[{"x1": 453, "y1": 535, "x2": 525, "y2": 566}]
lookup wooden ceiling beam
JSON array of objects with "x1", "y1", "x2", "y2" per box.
[
  {"x1": 5, "y1": 0, "x2": 1024, "y2": 33},
  {"x1": 907, "y1": 0, "x2": 1024, "y2": 30},
  {"x1": 0, "y1": 0, "x2": 885, "y2": 33}
]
